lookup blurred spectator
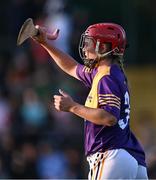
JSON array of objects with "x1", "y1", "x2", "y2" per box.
[
  {"x1": 6, "y1": 51, "x2": 31, "y2": 96},
  {"x1": 44, "y1": 0, "x2": 73, "y2": 54},
  {"x1": 10, "y1": 143, "x2": 38, "y2": 179},
  {"x1": 37, "y1": 142, "x2": 70, "y2": 179},
  {"x1": 21, "y1": 88, "x2": 48, "y2": 129},
  {"x1": 10, "y1": 150, "x2": 26, "y2": 178},
  {"x1": 21, "y1": 142, "x2": 38, "y2": 178},
  {"x1": 65, "y1": 147, "x2": 84, "y2": 178}
]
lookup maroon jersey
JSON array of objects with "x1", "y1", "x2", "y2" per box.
[{"x1": 76, "y1": 64, "x2": 146, "y2": 167}]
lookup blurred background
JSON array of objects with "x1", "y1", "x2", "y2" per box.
[{"x1": 0, "y1": 0, "x2": 156, "y2": 179}]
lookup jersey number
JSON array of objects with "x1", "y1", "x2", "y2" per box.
[{"x1": 118, "y1": 91, "x2": 130, "y2": 129}]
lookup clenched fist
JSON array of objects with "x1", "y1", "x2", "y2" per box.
[
  {"x1": 53, "y1": 89, "x2": 76, "y2": 112},
  {"x1": 32, "y1": 25, "x2": 60, "y2": 45}
]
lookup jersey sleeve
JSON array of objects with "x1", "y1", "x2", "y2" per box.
[
  {"x1": 98, "y1": 75, "x2": 121, "y2": 119},
  {"x1": 76, "y1": 64, "x2": 93, "y2": 88}
]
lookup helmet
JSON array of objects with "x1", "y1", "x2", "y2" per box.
[{"x1": 79, "y1": 23, "x2": 127, "y2": 67}]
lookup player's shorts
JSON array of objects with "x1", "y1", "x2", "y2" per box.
[{"x1": 87, "y1": 148, "x2": 148, "y2": 179}]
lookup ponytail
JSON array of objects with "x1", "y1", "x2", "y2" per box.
[{"x1": 113, "y1": 55, "x2": 128, "y2": 85}]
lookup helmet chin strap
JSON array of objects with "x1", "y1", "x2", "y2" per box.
[
  {"x1": 83, "y1": 47, "x2": 119, "y2": 69},
  {"x1": 83, "y1": 40, "x2": 124, "y2": 68},
  {"x1": 95, "y1": 40, "x2": 123, "y2": 58}
]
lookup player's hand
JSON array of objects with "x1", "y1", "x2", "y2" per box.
[
  {"x1": 32, "y1": 25, "x2": 60, "y2": 44},
  {"x1": 53, "y1": 89, "x2": 77, "y2": 112}
]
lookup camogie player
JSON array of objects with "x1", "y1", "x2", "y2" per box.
[{"x1": 33, "y1": 23, "x2": 148, "y2": 179}]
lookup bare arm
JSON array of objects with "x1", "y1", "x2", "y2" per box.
[
  {"x1": 70, "y1": 102, "x2": 117, "y2": 126},
  {"x1": 54, "y1": 89, "x2": 117, "y2": 126},
  {"x1": 33, "y1": 27, "x2": 80, "y2": 79},
  {"x1": 42, "y1": 43, "x2": 79, "y2": 79}
]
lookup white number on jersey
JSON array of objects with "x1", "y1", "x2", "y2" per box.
[{"x1": 118, "y1": 91, "x2": 130, "y2": 129}]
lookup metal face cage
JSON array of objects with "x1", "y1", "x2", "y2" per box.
[{"x1": 79, "y1": 34, "x2": 96, "y2": 61}]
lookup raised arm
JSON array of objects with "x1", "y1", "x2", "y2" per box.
[{"x1": 32, "y1": 26, "x2": 80, "y2": 79}]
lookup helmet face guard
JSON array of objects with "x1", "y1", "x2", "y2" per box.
[
  {"x1": 79, "y1": 34, "x2": 98, "y2": 57},
  {"x1": 79, "y1": 23, "x2": 127, "y2": 68},
  {"x1": 79, "y1": 34, "x2": 98, "y2": 68},
  {"x1": 79, "y1": 33, "x2": 86, "y2": 61}
]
